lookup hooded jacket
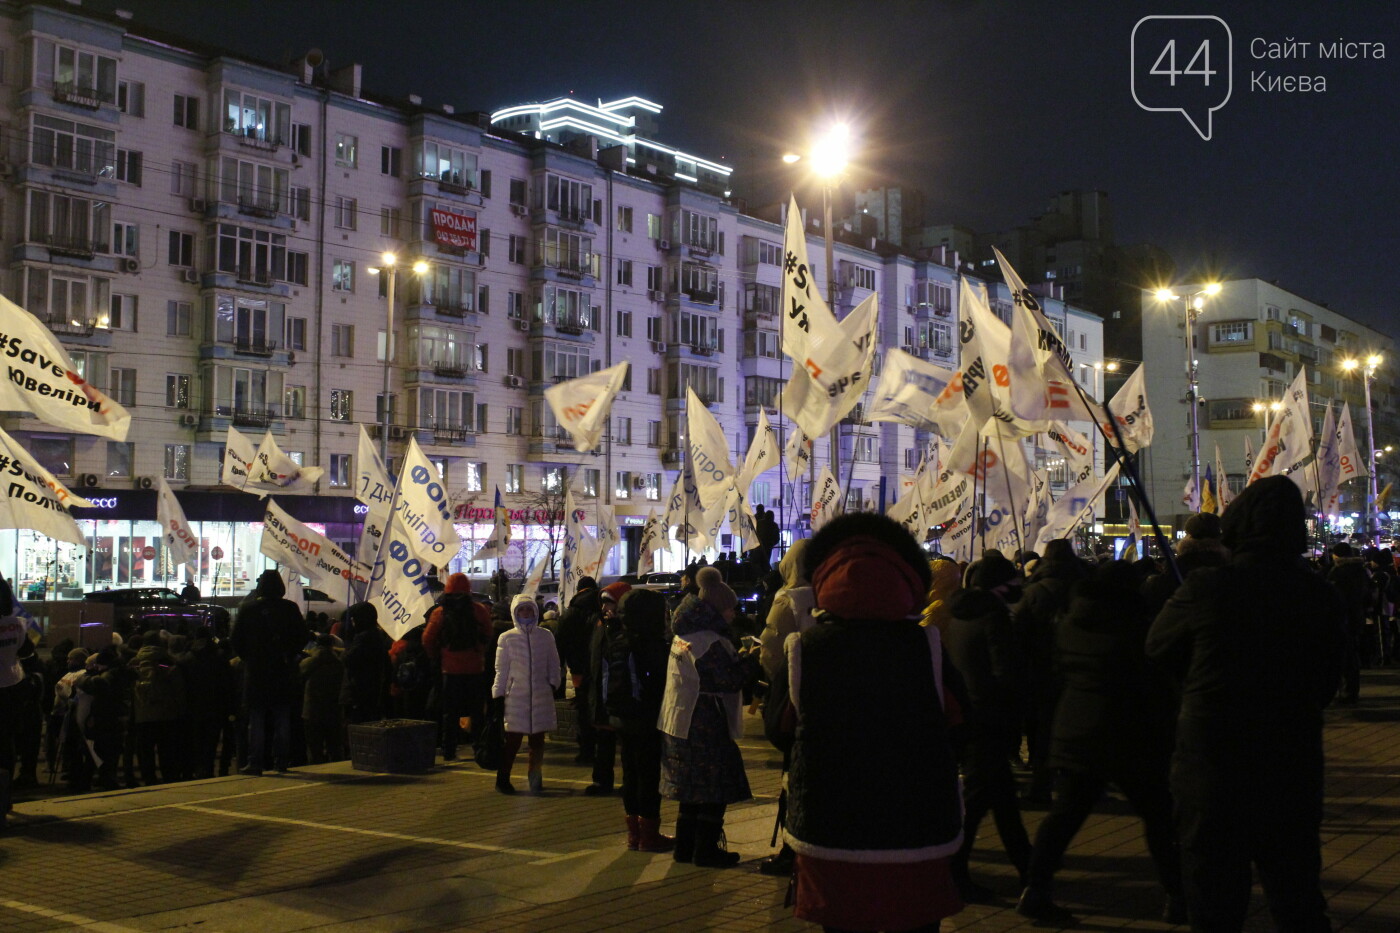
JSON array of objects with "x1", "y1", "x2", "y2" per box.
[
  {"x1": 230, "y1": 570, "x2": 307, "y2": 708},
  {"x1": 759, "y1": 540, "x2": 814, "y2": 681},
  {"x1": 423, "y1": 573, "x2": 493, "y2": 675},
  {"x1": 492, "y1": 594, "x2": 561, "y2": 734}
]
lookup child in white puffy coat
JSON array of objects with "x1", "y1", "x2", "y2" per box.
[{"x1": 492, "y1": 595, "x2": 561, "y2": 794}]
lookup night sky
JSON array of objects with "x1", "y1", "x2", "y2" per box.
[{"x1": 108, "y1": 0, "x2": 1400, "y2": 333}]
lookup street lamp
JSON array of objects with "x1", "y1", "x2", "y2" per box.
[
  {"x1": 1342, "y1": 353, "x2": 1384, "y2": 535},
  {"x1": 367, "y1": 252, "x2": 429, "y2": 463},
  {"x1": 1155, "y1": 283, "x2": 1222, "y2": 509},
  {"x1": 1251, "y1": 399, "x2": 1285, "y2": 443}
]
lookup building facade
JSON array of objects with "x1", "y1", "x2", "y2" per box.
[{"x1": 0, "y1": 2, "x2": 1105, "y2": 596}]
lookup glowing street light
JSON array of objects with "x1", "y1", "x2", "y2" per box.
[
  {"x1": 1155, "y1": 283, "x2": 1223, "y2": 509},
  {"x1": 367, "y1": 252, "x2": 429, "y2": 462},
  {"x1": 1341, "y1": 354, "x2": 1384, "y2": 534}
]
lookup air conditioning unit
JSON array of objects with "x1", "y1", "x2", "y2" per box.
[
  {"x1": 120, "y1": 257, "x2": 140, "y2": 274},
  {"x1": 510, "y1": 203, "x2": 527, "y2": 217},
  {"x1": 514, "y1": 320, "x2": 530, "y2": 332},
  {"x1": 188, "y1": 198, "x2": 207, "y2": 213},
  {"x1": 181, "y1": 268, "x2": 199, "y2": 284},
  {"x1": 649, "y1": 289, "x2": 664, "y2": 301},
  {"x1": 390, "y1": 426, "x2": 407, "y2": 440},
  {"x1": 76, "y1": 473, "x2": 100, "y2": 488},
  {"x1": 632, "y1": 476, "x2": 647, "y2": 490},
  {"x1": 178, "y1": 413, "x2": 199, "y2": 427},
  {"x1": 135, "y1": 476, "x2": 156, "y2": 490},
  {"x1": 650, "y1": 341, "x2": 667, "y2": 354},
  {"x1": 504, "y1": 374, "x2": 523, "y2": 388},
  {"x1": 657, "y1": 239, "x2": 670, "y2": 250}
]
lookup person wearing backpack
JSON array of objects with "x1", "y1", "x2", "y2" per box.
[
  {"x1": 389, "y1": 626, "x2": 434, "y2": 720},
  {"x1": 609, "y1": 588, "x2": 675, "y2": 852},
  {"x1": 300, "y1": 633, "x2": 344, "y2": 763},
  {"x1": 424, "y1": 573, "x2": 493, "y2": 760}
]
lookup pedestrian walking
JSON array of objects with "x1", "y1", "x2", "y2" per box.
[{"x1": 492, "y1": 595, "x2": 561, "y2": 794}]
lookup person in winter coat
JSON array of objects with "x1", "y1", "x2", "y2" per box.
[
  {"x1": 423, "y1": 573, "x2": 494, "y2": 759},
  {"x1": 492, "y1": 594, "x2": 561, "y2": 794},
  {"x1": 1147, "y1": 475, "x2": 1346, "y2": 931},
  {"x1": 921, "y1": 559, "x2": 963, "y2": 634},
  {"x1": 659, "y1": 570, "x2": 756, "y2": 868},
  {"x1": 300, "y1": 634, "x2": 345, "y2": 763},
  {"x1": 340, "y1": 602, "x2": 392, "y2": 725},
  {"x1": 784, "y1": 513, "x2": 965, "y2": 933},
  {"x1": 943, "y1": 550, "x2": 1032, "y2": 903},
  {"x1": 582, "y1": 580, "x2": 632, "y2": 795},
  {"x1": 0, "y1": 576, "x2": 35, "y2": 827},
  {"x1": 70, "y1": 646, "x2": 125, "y2": 792},
  {"x1": 1328, "y1": 542, "x2": 1369, "y2": 706},
  {"x1": 1016, "y1": 561, "x2": 1185, "y2": 924},
  {"x1": 759, "y1": 539, "x2": 813, "y2": 684},
  {"x1": 556, "y1": 576, "x2": 601, "y2": 764},
  {"x1": 1011, "y1": 538, "x2": 1089, "y2": 803},
  {"x1": 231, "y1": 569, "x2": 307, "y2": 775},
  {"x1": 1141, "y1": 511, "x2": 1230, "y2": 618},
  {"x1": 131, "y1": 632, "x2": 187, "y2": 785},
  {"x1": 178, "y1": 627, "x2": 234, "y2": 779},
  {"x1": 608, "y1": 587, "x2": 675, "y2": 852}
]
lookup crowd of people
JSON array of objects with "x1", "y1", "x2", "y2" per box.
[{"x1": 0, "y1": 474, "x2": 1374, "y2": 932}]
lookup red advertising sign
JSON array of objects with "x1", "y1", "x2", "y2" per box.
[
  {"x1": 430, "y1": 207, "x2": 477, "y2": 252},
  {"x1": 141, "y1": 545, "x2": 156, "y2": 560}
]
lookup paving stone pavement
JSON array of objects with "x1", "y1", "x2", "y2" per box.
[{"x1": 3, "y1": 669, "x2": 1399, "y2": 932}]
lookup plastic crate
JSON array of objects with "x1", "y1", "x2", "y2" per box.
[{"x1": 347, "y1": 719, "x2": 437, "y2": 773}]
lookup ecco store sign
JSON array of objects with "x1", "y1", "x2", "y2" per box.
[{"x1": 85, "y1": 497, "x2": 118, "y2": 509}]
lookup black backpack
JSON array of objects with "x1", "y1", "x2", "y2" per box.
[
  {"x1": 440, "y1": 596, "x2": 480, "y2": 652},
  {"x1": 602, "y1": 620, "x2": 642, "y2": 723},
  {"x1": 395, "y1": 641, "x2": 431, "y2": 691}
]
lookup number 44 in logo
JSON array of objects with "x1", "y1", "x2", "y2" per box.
[
  {"x1": 1130, "y1": 16, "x2": 1233, "y2": 142},
  {"x1": 1150, "y1": 37, "x2": 1216, "y2": 86}
]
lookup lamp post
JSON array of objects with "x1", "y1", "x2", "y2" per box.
[
  {"x1": 1156, "y1": 283, "x2": 1221, "y2": 510},
  {"x1": 1251, "y1": 399, "x2": 1284, "y2": 444},
  {"x1": 367, "y1": 252, "x2": 428, "y2": 464},
  {"x1": 1342, "y1": 354, "x2": 1384, "y2": 535}
]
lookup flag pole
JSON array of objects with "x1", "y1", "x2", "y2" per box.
[
  {"x1": 992, "y1": 428, "x2": 1027, "y2": 566},
  {"x1": 978, "y1": 437, "x2": 989, "y2": 554}
]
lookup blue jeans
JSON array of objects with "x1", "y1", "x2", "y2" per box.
[{"x1": 246, "y1": 705, "x2": 292, "y2": 771}]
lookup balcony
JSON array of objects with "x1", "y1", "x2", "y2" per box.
[
  {"x1": 234, "y1": 264, "x2": 274, "y2": 288},
  {"x1": 431, "y1": 424, "x2": 469, "y2": 445},
  {"x1": 229, "y1": 407, "x2": 273, "y2": 429},
  {"x1": 555, "y1": 321, "x2": 585, "y2": 336},
  {"x1": 227, "y1": 127, "x2": 282, "y2": 152},
  {"x1": 52, "y1": 81, "x2": 110, "y2": 110},
  {"x1": 39, "y1": 235, "x2": 106, "y2": 260},
  {"x1": 432, "y1": 361, "x2": 469, "y2": 379},
  {"x1": 682, "y1": 287, "x2": 718, "y2": 305},
  {"x1": 413, "y1": 295, "x2": 473, "y2": 319},
  {"x1": 686, "y1": 343, "x2": 717, "y2": 358},
  {"x1": 233, "y1": 338, "x2": 277, "y2": 357},
  {"x1": 237, "y1": 196, "x2": 281, "y2": 220}
]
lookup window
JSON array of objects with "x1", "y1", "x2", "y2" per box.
[
  {"x1": 505, "y1": 406, "x2": 522, "y2": 435},
  {"x1": 458, "y1": 461, "x2": 482, "y2": 493},
  {"x1": 647, "y1": 368, "x2": 662, "y2": 395},
  {"x1": 166, "y1": 301, "x2": 191, "y2": 336},
  {"x1": 505, "y1": 464, "x2": 523, "y2": 494},
  {"x1": 111, "y1": 222, "x2": 138, "y2": 257},
  {"x1": 505, "y1": 347, "x2": 525, "y2": 377},
  {"x1": 533, "y1": 173, "x2": 592, "y2": 221},
  {"x1": 535, "y1": 284, "x2": 594, "y2": 330},
  {"x1": 290, "y1": 186, "x2": 311, "y2": 222},
  {"x1": 680, "y1": 262, "x2": 718, "y2": 301},
  {"x1": 474, "y1": 343, "x2": 488, "y2": 373},
  {"x1": 332, "y1": 259, "x2": 355, "y2": 292},
  {"x1": 30, "y1": 437, "x2": 73, "y2": 476},
  {"x1": 108, "y1": 368, "x2": 136, "y2": 406},
  {"x1": 26, "y1": 270, "x2": 110, "y2": 329},
  {"x1": 854, "y1": 435, "x2": 876, "y2": 462},
  {"x1": 745, "y1": 375, "x2": 784, "y2": 408},
  {"x1": 211, "y1": 224, "x2": 286, "y2": 282},
  {"x1": 478, "y1": 284, "x2": 490, "y2": 315},
  {"x1": 533, "y1": 227, "x2": 592, "y2": 274},
  {"x1": 507, "y1": 291, "x2": 524, "y2": 319},
  {"x1": 681, "y1": 210, "x2": 718, "y2": 251},
  {"x1": 615, "y1": 472, "x2": 632, "y2": 499},
  {"x1": 329, "y1": 453, "x2": 351, "y2": 488},
  {"x1": 291, "y1": 123, "x2": 312, "y2": 157},
  {"x1": 334, "y1": 133, "x2": 358, "y2": 167},
  {"x1": 334, "y1": 197, "x2": 357, "y2": 230},
  {"x1": 1211, "y1": 321, "x2": 1253, "y2": 344},
  {"x1": 31, "y1": 114, "x2": 114, "y2": 176},
  {"x1": 644, "y1": 472, "x2": 661, "y2": 501},
  {"x1": 415, "y1": 141, "x2": 478, "y2": 188},
  {"x1": 647, "y1": 213, "x2": 662, "y2": 239},
  {"x1": 115, "y1": 149, "x2": 142, "y2": 185},
  {"x1": 285, "y1": 385, "x2": 306, "y2": 420},
  {"x1": 616, "y1": 417, "x2": 632, "y2": 445},
  {"x1": 542, "y1": 467, "x2": 563, "y2": 493},
  {"x1": 648, "y1": 420, "x2": 662, "y2": 447},
  {"x1": 509, "y1": 178, "x2": 527, "y2": 205},
  {"x1": 117, "y1": 80, "x2": 144, "y2": 116},
  {"x1": 508, "y1": 234, "x2": 526, "y2": 264},
  {"x1": 107, "y1": 294, "x2": 137, "y2": 331},
  {"x1": 284, "y1": 251, "x2": 309, "y2": 286},
  {"x1": 168, "y1": 231, "x2": 194, "y2": 267},
  {"x1": 581, "y1": 468, "x2": 599, "y2": 498},
  {"x1": 106, "y1": 442, "x2": 133, "y2": 478},
  {"x1": 331, "y1": 323, "x2": 354, "y2": 357},
  {"x1": 414, "y1": 388, "x2": 475, "y2": 430},
  {"x1": 330, "y1": 389, "x2": 353, "y2": 422},
  {"x1": 744, "y1": 329, "x2": 781, "y2": 359},
  {"x1": 753, "y1": 240, "x2": 782, "y2": 266},
  {"x1": 617, "y1": 259, "x2": 633, "y2": 287},
  {"x1": 617, "y1": 206, "x2": 633, "y2": 233},
  {"x1": 679, "y1": 311, "x2": 719, "y2": 350},
  {"x1": 647, "y1": 265, "x2": 664, "y2": 291},
  {"x1": 170, "y1": 160, "x2": 197, "y2": 197},
  {"x1": 164, "y1": 444, "x2": 190, "y2": 481},
  {"x1": 617, "y1": 308, "x2": 632, "y2": 338},
  {"x1": 173, "y1": 94, "x2": 199, "y2": 129},
  {"x1": 166, "y1": 373, "x2": 191, "y2": 408},
  {"x1": 380, "y1": 206, "x2": 401, "y2": 239},
  {"x1": 380, "y1": 146, "x2": 401, "y2": 177}
]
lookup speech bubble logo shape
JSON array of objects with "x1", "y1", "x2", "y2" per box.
[{"x1": 1131, "y1": 15, "x2": 1232, "y2": 141}]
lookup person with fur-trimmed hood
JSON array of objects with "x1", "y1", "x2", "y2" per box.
[
  {"x1": 492, "y1": 594, "x2": 561, "y2": 795},
  {"x1": 784, "y1": 513, "x2": 965, "y2": 931}
]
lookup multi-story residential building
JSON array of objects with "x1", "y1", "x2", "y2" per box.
[
  {"x1": 1139, "y1": 279, "x2": 1395, "y2": 533},
  {"x1": 0, "y1": 2, "x2": 1104, "y2": 596}
]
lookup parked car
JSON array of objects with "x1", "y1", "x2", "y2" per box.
[{"x1": 83, "y1": 587, "x2": 231, "y2": 631}]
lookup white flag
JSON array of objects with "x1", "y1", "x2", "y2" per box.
[
  {"x1": 471, "y1": 486, "x2": 513, "y2": 561},
  {"x1": 946, "y1": 279, "x2": 1019, "y2": 433},
  {"x1": 395, "y1": 437, "x2": 463, "y2": 566},
  {"x1": 780, "y1": 195, "x2": 840, "y2": 366},
  {"x1": 726, "y1": 484, "x2": 760, "y2": 552},
  {"x1": 784, "y1": 425, "x2": 813, "y2": 482},
  {"x1": 545, "y1": 361, "x2": 629, "y2": 453},
  {"x1": 996, "y1": 247, "x2": 1100, "y2": 425},
  {"x1": 1249, "y1": 367, "x2": 1311, "y2": 485},
  {"x1": 367, "y1": 502, "x2": 438, "y2": 641},
  {"x1": 520, "y1": 553, "x2": 547, "y2": 600},
  {"x1": 1100, "y1": 365, "x2": 1154, "y2": 453},
  {"x1": 686, "y1": 386, "x2": 735, "y2": 509},
  {"x1": 0, "y1": 294, "x2": 131, "y2": 440},
  {"x1": 356, "y1": 424, "x2": 393, "y2": 560},
  {"x1": 662, "y1": 455, "x2": 707, "y2": 550},
  {"x1": 560, "y1": 487, "x2": 587, "y2": 607},
  {"x1": 1182, "y1": 475, "x2": 1201, "y2": 511},
  {"x1": 737, "y1": 407, "x2": 780, "y2": 490},
  {"x1": 1034, "y1": 464, "x2": 1121, "y2": 551},
  {"x1": 867, "y1": 348, "x2": 965, "y2": 437},
  {"x1": 1313, "y1": 403, "x2": 1340, "y2": 511},
  {"x1": 156, "y1": 477, "x2": 197, "y2": 569},
  {"x1": 1336, "y1": 402, "x2": 1365, "y2": 482},
  {"x1": 221, "y1": 426, "x2": 259, "y2": 489},
  {"x1": 250, "y1": 431, "x2": 324, "y2": 494},
  {"x1": 1244, "y1": 435, "x2": 1256, "y2": 477},
  {"x1": 637, "y1": 508, "x2": 666, "y2": 576},
  {"x1": 777, "y1": 292, "x2": 880, "y2": 440},
  {"x1": 1046, "y1": 422, "x2": 1095, "y2": 486},
  {"x1": 0, "y1": 426, "x2": 92, "y2": 545},
  {"x1": 1214, "y1": 444, "x2": 1233, "y2": 511},
  {"x1": 261, "y1": 499, "x2": 371, "y2": 597},
  {"x1": 587, "y1": 503, "x2": 620, "y2": 577},
  {"x1": 810, "y1": 467, "x2": 843, "y2": 532}
]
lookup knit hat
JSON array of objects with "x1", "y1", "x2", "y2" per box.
[
  {"x1": 1184, "y1": 512, "x2": 1223, "y2": 540},
  {"x1": 969, "y1": 551, "x2": 1018, "y2": 590},
  {"x1": 600, "y1": 581, "x2": 632, "y2": 604},
  {"x1": 445, "y1": 572, "x2": 471, "y2": 594},
  {"x1": 67, "y1": 647, "x2": 90, "y2": 665},
  {"x1": 256, "y1": 568, "x2": 285, "y2": 599},
  {"x1": 803, "y1": 513, "x2": 933, "y2": 622},
  {"x1": 695, "y1": 566, "x2": 737, "y2": 613},
  {"x1": 577, "y1": 576, "x2": 598, "y2": 592}
]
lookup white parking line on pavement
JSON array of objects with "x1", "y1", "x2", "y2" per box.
[
  {"x1": 172, "y1": 804, "x2": 596, "y2": 865},
  {"x1": 0, "y1": 897, "x2": 145, "y2": 932},
  {"x1": 61, "y1": 777, "x2": 325, "y2": 822}
]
